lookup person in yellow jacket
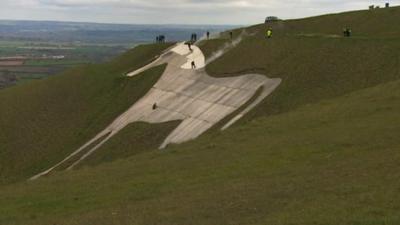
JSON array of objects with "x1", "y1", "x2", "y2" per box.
[{"x1": 267, "y1": 28, "x2": 272, "y2": 38}]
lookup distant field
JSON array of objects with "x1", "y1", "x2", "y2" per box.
[
  {"x1": 18, "y1": 46, "x2": 76, "y2": 50},
  {"x1": 0, "y1": 60, "x2": 24, "y2": 66},
  {"x1": 24, "y1": 59, "x2": 88, "y2": 66},
  {"x1": 0, "y1": 66, "x2": 53, "y2": 73},
  {"x1": 0, "y1": 40, "x2": 128, "y2": 88},
  {"x1": 16, "y1": 74, "x2": 51, "y2": 84}
]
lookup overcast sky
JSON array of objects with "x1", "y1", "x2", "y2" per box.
[{"x1": 0, "y1": 0, "x2": 399, "y2": 25}]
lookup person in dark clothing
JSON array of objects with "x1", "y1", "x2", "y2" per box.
[
  {"x1": 185, "y1": 41, "x2": 192, "y2": 51},
  {"x1": 347, "y1": 28, "x2": 352, "y2": 37},
  {"x1": 343, "y1": 28, "x2": 349, "y2": 37},
  {"x1": 207, "y1": 31, "x2": 210, "y2": 39},
  {"x1": 343, "y1": 28, "x2": 352, "y2": 37},
  {"x1": 152, "y1": 103, "x2": 157, "y2": 110},
  {"x1": 191, "y1": 33, "x2": 198, "y2": 42},
  {"x1": 230, "y1": 31, "x2": 233, "y2": 39},
  {"x1": 188, "y1": 42, "x2": 192, "y2": 51},
  {"x1": 157, "y1": 35, "x2": 164, "y2": 43},
  {"x1": 191, "y1": 61, "x2": 196, "y2": 69}
]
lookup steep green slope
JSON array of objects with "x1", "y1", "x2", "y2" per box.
[
  {"x1": 1, "y1": 7, "x2": 400, "y2": 225},
  {"x1": 0, "y1": 43, "x2": 174, "y2": 184},
  {"x1": 1, "y1": 76, "x2": 399, "y2": 225},
  {"x1": 79, "y1": 121, "x2": 180, "y2": 168},
  {"x1": 201, "y1": 6, "x2": 400, "y2": 122}
]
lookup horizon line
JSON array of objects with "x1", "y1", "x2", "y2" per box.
[{"x1": 0, "y1": 18, "x2": 244, "y2": 27}]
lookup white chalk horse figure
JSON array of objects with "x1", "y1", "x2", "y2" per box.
[{"x1": 30, "y1": 42, "x2": 281, "y2": 180}]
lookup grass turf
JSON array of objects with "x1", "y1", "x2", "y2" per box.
[
  {"x1": 200, "y1": 6, "x2": 400, "y2": 124},
  {"x1": 1, "y1": 6, "x2": 400, "y2": 225},
  {"x1": 1, "y1": 77, "x2": 399, "y2": 225},
  {"x1": 0, "y1": 43, "x2": 173, "y2": 184},
  {"x1": 78, "y1": 121, "x2": 181, "y2": 168}
]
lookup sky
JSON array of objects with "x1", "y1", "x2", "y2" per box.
[{"x1": 0, "y1": 0, "x2": 399, "y2": 25}]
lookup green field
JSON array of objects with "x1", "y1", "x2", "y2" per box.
[
  {"x1": 15, "y1": 73, "x2": 49, "y2": 84},
  {"x1": 24, "y1": 59, "x2": 89, "y2": 66},
  {"x1": 0, "y1": 6, "x2": 400, "y2": 225},
  {"x1": 0, "y1": 40, "x2": 129, "y2": 88}
]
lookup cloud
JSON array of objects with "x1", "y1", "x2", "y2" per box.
[{"x1": 0, "y1": 0, "x2": 399, "y2": 24}]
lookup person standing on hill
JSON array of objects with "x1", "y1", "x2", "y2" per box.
[
  {"x1": 207, "y1": 31, "x2": 210, "y2": 39},
  {"x1": 347, "y1": 28, "x2": 352, "y2": 37},
  {"x1": 191, "y1": 61, "x2": 196, "y2": 69},
  {"x1": 190, "y1": 33, "x2": 195, "y2": 42},
  {"x1": 343, "y1": 28, "x2": 352, "y2": 37},
  {"x1": 266, "y1": 28, "x2": 273, "y2": 38},
  {"x1": 230, "y1": 31, "x2": 233, "y2": 39},
  {"x1": 158, "y1": 35, "x2": 165, "y2": 43}
]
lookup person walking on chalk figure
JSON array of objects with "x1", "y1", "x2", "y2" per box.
[
  {"x1": 191, "y1": 61, "x2": 196, "y2": 69},
  {"x1": 187, "y1": 42, "x2": 192, "y2": 51},
  {"x1": 152, "y1": 103, "x2": 157, "y2": 110}
]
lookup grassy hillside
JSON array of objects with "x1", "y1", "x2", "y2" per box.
[
  {"x1": 1, "y1": 7, "x2": 400, "y2": 225},
  {"x1": 79, "y1": 121, "x2": 180, "y2": 168},
  {"x1": 201, "y1": 6, "x2": 400, "y2": 123},
  {"x1": 0, "y1": 43, "x2": 174, "y2": 184},
  {"x1": 1, "y1": 75, "x2": 399, "y2": 225},
  {"x1": 287, "y1": 6, "x2": 400, "y2": 38}
]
